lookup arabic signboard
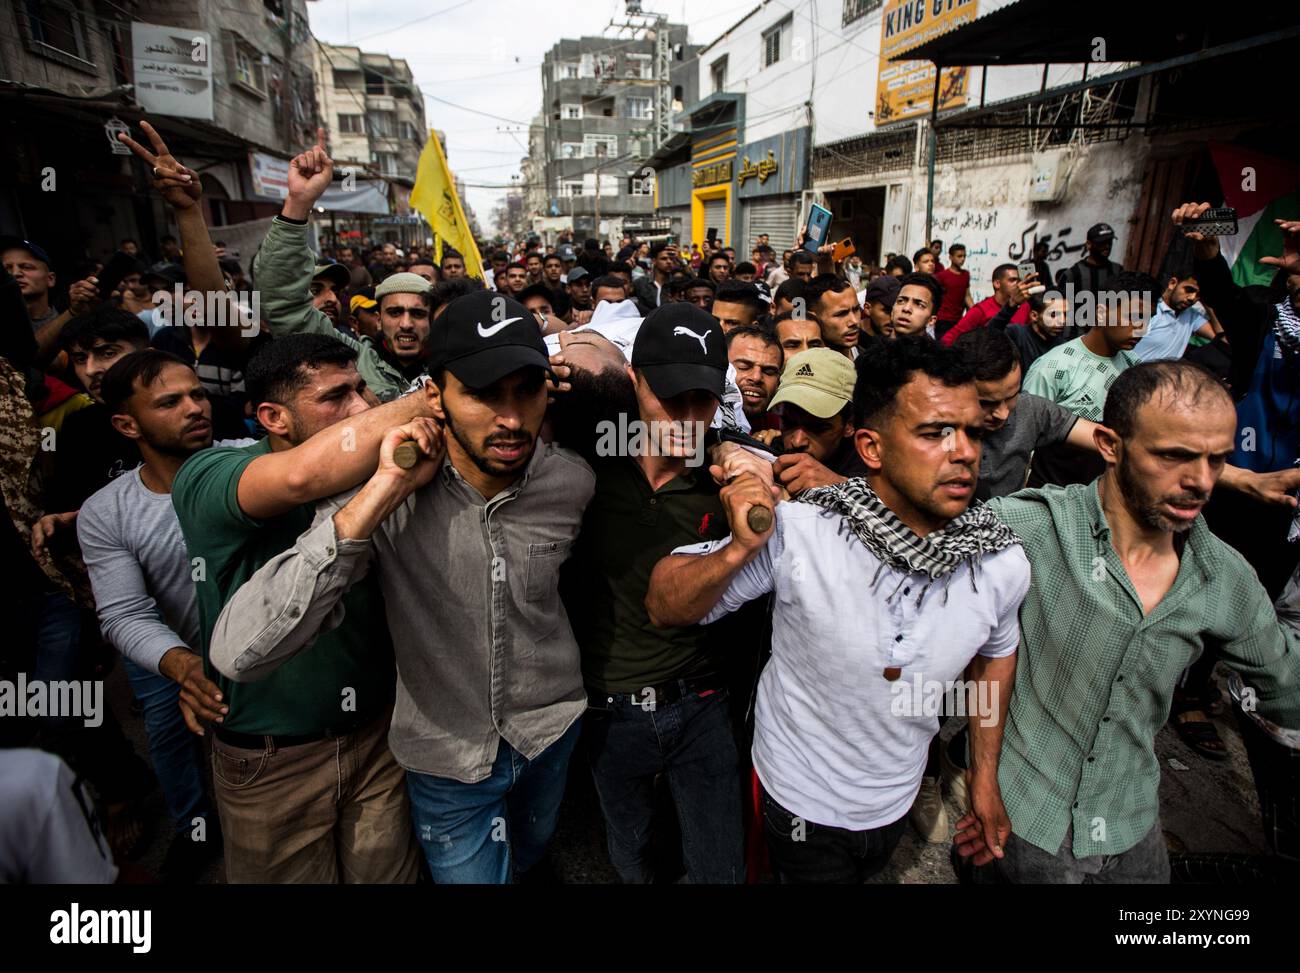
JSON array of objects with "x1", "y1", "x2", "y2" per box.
[
  {"x1": 132, "y1": 22, "x2": 214, "y2": 121},
  {"x1": 249, "y1": 152, "x2": 291, "y2": 199},
  {"x1": 876, "y1": 0, "x2": 977, "y2": 124},
  {"x1": 735, "y1": 128, "x2": 808, "y2": 199}
]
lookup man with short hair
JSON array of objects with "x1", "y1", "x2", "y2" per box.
[
  {"x1": 647, "y1": 337, "x2": 1028, "y2": 884},
  {"x1": 712, "y1": 281, "x2": 767, "y2": 334},
  {"x1": 633, "y1": 242, "x2": 680, "y2": 314},
  {"x1": 727, "y1": 325, "x2": 782, "y2": 429},
  {"x1": 503, "y1": 262, "x2": 529, "y2": 297},
  {"x1": 682, "y1": 277, "x2": 716, "y2": 312},
  {"x1": 884, "y1": 255, "x2": 913, "y2": 277},
  {"x1": 707, "y1": 253, "x2": 732, "y2": 286},
  {"x1": 773, "y1": 311, "x2": 824, "y2": 358},
  {"x1": 913, "y1": 248, "x2": 937, "y2": 276},
  {"x1": 487, "y1": 251, "x2": 510, "y2": 290},
  {"x1": 525, "y1": 251, "x2": 544, "y2": 284},
  {"x1": 408, "y1": 256, "x2": 439, "y2": 285},
  {"x1": 958, "y1": 360, "x2": 1300, "y2": 883},
  {"x1": 1131, "y1": 267, "x2": 1215, "y2": 361},
  {"x1": 1001, "y1": 291, "x2": 1068, "y2": 374},
  {"x1": 732, "y1": 261, "x2": 757, "y2": 283},
  {"x1": 934, "y1": 243, "x2": 974, "y2": 340},
  {"x1": 805, "y1": 275, "x2": 861, "y2": 357},
  {"x1": 1022, "y1": 272, "x2": 1156, "y2": 489},
  {"x1": 518, "y1": 282, "x2": 556, "y2": 325},
  {"x1": 891, "y1": 272, "x2": 943, "y2": 339},
  {"x1": 208, "y1": 293, "x2": 596, "y2": 884},
  {"x1": 50, "y1": 309, "x2": 153, "y2": 513},
  {"x1": 566, "y1": 266, "x2": 594, "y2": 320},
  {"x1": 941, "y1": 264, "x2": 1031, "y2": 346},
  {"x1": 441, "y1": 249, "x2": 467, "y2": 280},
  {"x1": 788, "y1": 250, "x2": 817, "y2": 284},
  {"x1": 171, "y1": 333, "x2": 434, "y2": 883},
  {"x1": 77, "y1": 350, "x2": 232, "y2": 881},
  {"x1": 773, "y1": 278, "x2": 804, "y2": 317},
  {"x1": 592, "y1": 275, "x2": 628, "y2": 306},
  {"x1": 541, "y1": 252, "x2": 571, "y2": 317}
]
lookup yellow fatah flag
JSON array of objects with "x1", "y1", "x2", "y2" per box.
[{"x1": 410, "y1": 131, "x2": 485, "y2": 281}]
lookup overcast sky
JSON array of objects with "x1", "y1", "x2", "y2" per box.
[{"x1": 305, "y1": 0, "x2": 765, "y2": 234}]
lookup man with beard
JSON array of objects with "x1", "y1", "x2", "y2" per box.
[
  {"x1": 712, "y1": 281, "x2": 767, "y2": 335},
  {"x1": 956, "y1": 360, "x2": 1300, "y2": 883},
  {"x1": 309, "y1": 263, "x2": 349, "y2": 330},
  {"x1": 1057, "y1": 222, "x2": 1124, "y2": 300},
  {"x1": 646, "y1": 337, "x2": 1028, "y2": 883},
  {"x1": 726, "y1": 325, "x2": 782, "y2": 431},
  {"x1": 1131, "y1": 267, "x2": 1214, "y2": 362},
  {"x1": 440, "y1": 248, "x2": 467, "y2": 281},
  {"x1": 171, "y1": 333, "x2": 435, "y2": 883},
  {"x1": 773, "y1": 312, "x2": 824, "y2": 358},
  {"x1": 206, "y1": 294, "x2": 594, "y2": 884},
  {"x1": 255, "y1": 131, "x2": 433, "y2": 401},
  {"x1": 76, "y1": 351, "x2": 235, "y2": 881}
]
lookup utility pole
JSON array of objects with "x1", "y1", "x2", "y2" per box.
[{"x1": 594, "y1": 144, "x2": 604, "y2": 236}]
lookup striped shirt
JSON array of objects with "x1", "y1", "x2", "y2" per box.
[{"x1": 987, "y1": 482, "x2": 1300, "y2": 858}]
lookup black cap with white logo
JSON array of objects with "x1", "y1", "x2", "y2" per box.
[
  {"x1": 431, "y1": 290, "x2": 552, "y2": 388},
  {"x1": 631, "y1": 303, "x2": 726, "y2": 401},
  {"x1": 1087, "y1": 222, "x2": 1115, "y2": 244}
]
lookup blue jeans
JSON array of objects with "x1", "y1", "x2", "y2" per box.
[
  {"x1": 583, "y1": 685, "x2": 743, "y2": 884},
  {"x1": 405, "y1": 718, "x2": 580, "y2": 884},
  {"x1": 122, "y1": 658, "x2": 211, "y2": 833}
]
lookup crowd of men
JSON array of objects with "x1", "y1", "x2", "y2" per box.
[{"x1": 2, "y1": 119, "x2": 1299, "y2": 886}]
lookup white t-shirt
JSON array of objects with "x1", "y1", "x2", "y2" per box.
[
  {"x1": 677, "y1": 502, "x2": 1029, "y2": 830},
  {"x1": 0, "y1": 750, "x2": 117, "y2": 883}
]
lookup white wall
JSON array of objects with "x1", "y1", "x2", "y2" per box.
[{"x1": 906, "y1": 138, "x2": 1148, "y2": 301}]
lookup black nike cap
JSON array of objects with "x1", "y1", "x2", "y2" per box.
[
  {"x1": 631, "y1": 302, "x2": 726, "y2": 402},
  {"x1": 431, "y1": 290, "x2": 552, "y2": 388}
]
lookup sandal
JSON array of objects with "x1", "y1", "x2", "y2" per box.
[{"x1": 1172, "y1": 710, "x2": 1229, "y2": 761}]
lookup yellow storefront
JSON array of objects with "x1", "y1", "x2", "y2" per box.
[{"x1": 690, "y1": 127, "x2": 737, "y2": 248}]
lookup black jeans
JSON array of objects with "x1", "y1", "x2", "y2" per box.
[
  {"x1": 761, "y1": 784, "x2": 907, "y2": 883},
  {"x1": 583, "y1": 685, "x2": 743, "y2": 884}
]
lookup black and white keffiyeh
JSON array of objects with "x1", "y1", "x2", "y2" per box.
[{"x1": 795, "y1": 477, "x2": 1021, "y2": 606}]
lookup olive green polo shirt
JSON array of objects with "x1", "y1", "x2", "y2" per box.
[{"x1": 562, "y1": 457, "x2": 732, "y2": 694}]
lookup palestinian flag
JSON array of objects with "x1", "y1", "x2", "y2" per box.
[{"x1": 1210, "y1": 143, "x2": 1300, "y2": 288}]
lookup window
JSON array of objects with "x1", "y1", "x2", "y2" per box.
[
  {"x1": 23, "y1": 0, "x2": 92, "y2": 63},
  {"x1": 556, "y1": 61, "x2": 579, "y2": 81},
  {"x1": 559, "y1": 142, "x2": 584, "y2": 159},
  {"x1": 339, "y1": 114, "x2": 365, "y2": 134},
  {"x1": 370, "y1": 111, "x2": 397, "y2": 138},
  {"x1": 626, "y1": 97, "x2": 652, "y2": 120},
  {"x1": 711, "y1": 56, "x2": 727, "y2": 93},
  {"x1": 233, "y1": 43, "x2": 266, "y2": 94},
  {"x1": 626, "y1": 53, "x2": 652, "y2": 80},
  {"x1": 561, "y1": 181, "x2": 584, "y2": 198},
  {"x1": 401, "y1": 121, "x2": 420, "y2": 141},
  {"x1": 583, "y1": 134, "x2": 617, "y2": 159},
  {"x1": 630, "y1": 176, "x2": 654, "y2": 196},
  {"x1": 561, "y1": 103, "x2": 582, "y2": 120},
  {"x1": 842, "y1": 0, "x2": 882, "y2": 27},
  {"x1": 375, "y1": 152, "x2": 398, "y2": 175},
  {"x1": 332, "y1": 69, "x2": 362, "y2": 90},
  {"x1": 762, "y1": 23, "x2": 783, "y2": 68}
]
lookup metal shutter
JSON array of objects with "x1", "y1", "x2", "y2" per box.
[
  {"x1": 744, "y1": 195, "x2": 797, "y2": 253},
  {"x1": 702, "y1": 197, "x2": 727, "y2": 246}
]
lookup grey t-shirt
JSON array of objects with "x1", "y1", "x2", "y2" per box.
[
  {"x1": 977, "y1": 393, "x2": 1078, "y2": 500},
  {"x1": 77, "y1": 465, "x2": 200, "y2": 674}
]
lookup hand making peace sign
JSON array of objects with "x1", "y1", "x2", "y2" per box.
[{"x1": 117, "y1": 120, "x2": 202, "y2": 211}]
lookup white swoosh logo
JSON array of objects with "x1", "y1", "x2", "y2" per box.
[{"x1": 477, "y1": 316, "x2": 523, "y2": 338}]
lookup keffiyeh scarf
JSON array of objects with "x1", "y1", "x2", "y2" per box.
[{"x1": 795, "y1": 477, "x2": 1021, "y2": 606}]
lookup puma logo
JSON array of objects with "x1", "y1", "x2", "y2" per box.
[
  {"x1": 673, "y1": 326, "x2": 710, "y2": 353},
  {"x1": 477, "y1": 317, "x2": 523, "y2": 338}
]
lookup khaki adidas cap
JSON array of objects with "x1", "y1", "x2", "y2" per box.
[{"x1": 767, "y1": 347, "x2": 856, "y2": 419}]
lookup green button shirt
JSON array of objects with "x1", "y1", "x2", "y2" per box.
[{"x1": 987, "y1": 481, "x2": 1300, "y2": 859}]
